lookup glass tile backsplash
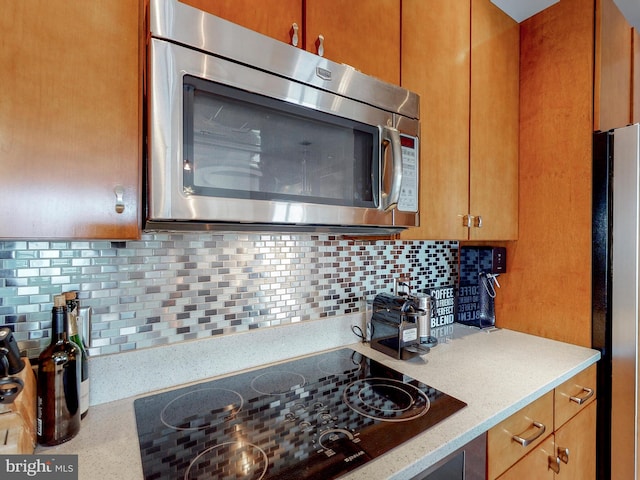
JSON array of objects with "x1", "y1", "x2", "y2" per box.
[{"x1": 0, "y1": 233, "x2": 458, "y2": 359}]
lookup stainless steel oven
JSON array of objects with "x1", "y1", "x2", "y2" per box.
[
  {"x1": 410, "y1": 433, "x2": 487, "y2": 480},
  {"x1": 146, "y1": 0, "x2": 420, "y2": 233}
]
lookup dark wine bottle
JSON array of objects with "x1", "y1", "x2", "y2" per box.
[
  {"x1": 37, "y1": 294, "x2": 81, "y2": 446},
  {"x1": 65, "y1": 291, "x2": 89, "y2": 419}
]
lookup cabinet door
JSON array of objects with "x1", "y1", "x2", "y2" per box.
[
  {"x1": 180, "y1": 0, "x2": 302, "y2": 45},
  {"x1": 469, "y1": 0, "x2": 519, "y2": 240},
  {"x1": 304, "y1": 0, "x2": 401, "y2": 85},
  {"x1": 0, "y1": 0, "x2": 141, "y2": 239},
  {"x1": 496, "y1": 435, "x2": 555, "y2": 480},
  {"x1": 595, "y1": 0, "x2": 632, "y2": 131},
  {"x1": 400, "y1": 0, "x2": 470, "y2": 240},
  {"x1": 554, "y1": 401, "x2": 597, "y2": 480},
  {"x1": 400, "y1": 0, "x2": 518, "y2": 241}
]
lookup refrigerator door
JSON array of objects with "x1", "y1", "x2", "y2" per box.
[
  {"x1": 611, "y1": 123, "x2": 640, "y2": 480},
  {"x1": 592, "y1": 129, "x2": 613, "y2": 480}
]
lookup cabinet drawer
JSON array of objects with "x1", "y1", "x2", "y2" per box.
[
  {"x1": 554, "y1": 364, "x2": 597, "y2": 429},
  {"x1": 487, "y1": 390, "x2": 554, "y2": 479}
]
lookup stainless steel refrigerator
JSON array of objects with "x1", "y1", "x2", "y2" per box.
[{"x1": 593, "y1": 123, "x2": 640, "y2": 480}]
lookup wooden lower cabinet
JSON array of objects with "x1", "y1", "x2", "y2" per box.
[
  {"x1": 488, "y1": 364, "x2": 597, "y2": 480},
  {"x1": 553, "y1": 401, "x2": 597, "y2": 479},
  {"x1": 496, "y1": 435, "x2": 555, "y2": 480},
  {"x1": 496, "y1": 402, "x2": 596, "y2": 480}
]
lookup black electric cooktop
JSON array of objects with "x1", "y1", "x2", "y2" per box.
[{"x1": 134, "y1": 348, "x2": 466, "y2": 480}]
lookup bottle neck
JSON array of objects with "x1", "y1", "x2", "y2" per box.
[{"x1": 51, "y1": 306, "x2": 69, "y2": 342}]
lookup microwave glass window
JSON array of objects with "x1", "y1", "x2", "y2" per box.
[{"x1": 183, "y1": 76, "x2": 378, "y2": 208}]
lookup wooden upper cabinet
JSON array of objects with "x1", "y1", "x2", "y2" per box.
[
  {"x1": 400, "y1": 0, "x2": 470, "y2": 240},
  {"x1": 183, "y1": 0, "x2": 400, "y2": 85},
  {"x1": 469, "y1": 0, "x2": 519, "y2": 241},
  {"x1": 179, "y1": 0, "x2": 302, "y2": 45},
  {"x1": 304, "y1": 0, "x2": 401, "y2": 85},
  {"x1": 0, "y1": 0, "x2": 142, "y2": 239},
  {"x1": 595, "y1": 0, "x2": 633, "y2": 131},
  {"x1": 401, "y1": 0, "x2": 518, "y2": 241}
]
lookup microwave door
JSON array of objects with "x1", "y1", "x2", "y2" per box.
[
  {"x1": 148, "y1": 39, "x2": 417, "y2": 230},
  {"x1": 181, "y1": 75, "x2": 385, "y2": 225}
]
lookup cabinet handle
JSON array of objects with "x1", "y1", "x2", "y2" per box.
[
  {"x1": 548, "y1": 455, "x2": 561, "y2": 474},
  {"x1": 569, "y1": 386, "x2": 594, "y2": 405},
  {"x1": 512, "y1": 421, "x2": 546, "y2": 447},
  {"x1": 460, "y1": 214, "x2": 473, "y2": 228},
  {"x1": 290, "y1": 23, "x2": 299, "y2": 47},
  {"x1": 557, "y1": 446, "x2": 569, "y2": 464},
  {"x1": 315, "y1": 34, "x2": 325, "y2": 57},
  {"x1": 473, "y1": 215, "x2": 483, "y2": 228},
  {"x1": 114, "y1": 186, "x2": 125, "y2": 214}
]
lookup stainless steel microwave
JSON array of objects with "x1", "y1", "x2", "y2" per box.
[{"x1": 146, "y1": 0, "x2": 420, "y2": 233}]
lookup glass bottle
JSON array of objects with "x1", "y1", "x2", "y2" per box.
[
  {"x1": 37, "y1": 294, "x2": 81, "y2": 446},
  {"x1": 65, "y1": 291, "x2": 89, "y2": 419}
]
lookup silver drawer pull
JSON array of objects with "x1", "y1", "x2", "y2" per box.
[
  {"x1": 557, "y1": 446, "x2": 569, "y2": 464},
  {"x1": 512, "y1": 421, "x2": 546, "y2": 447},
  {"x1": 548, "y1": 455, "x2": 561, "y2": 473},
  {"x1": 569, "y1": 387, "x2": 594, "y2": 405}
]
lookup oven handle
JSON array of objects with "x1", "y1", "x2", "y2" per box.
[{"x1": 380, "y1": 125, "x2": 403, "y2": 212}]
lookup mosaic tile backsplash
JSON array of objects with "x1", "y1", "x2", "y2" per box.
[{"x1": 0, "y1": 233, "x2": 458, "y2": 359}]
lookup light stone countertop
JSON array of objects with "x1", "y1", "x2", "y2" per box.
[{"x1": 36, "y1": 319, "x2": 600, "y2": 480}]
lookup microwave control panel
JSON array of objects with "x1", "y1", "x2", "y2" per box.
[{"x1": 398, "y1": 134, "x2": 419, "y2": 212}]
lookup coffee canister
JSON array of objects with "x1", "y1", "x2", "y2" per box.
[{"x1": 415, "y1": 293, "x2": 438, "y2": 347}]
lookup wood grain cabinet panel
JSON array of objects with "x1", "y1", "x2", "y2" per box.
[
  {"x1": 553, "y1": 401, "x2": 597, "y2": 480},
  {"x1": 400, "y1": 0, "x2": 470, "y2": 240},
  {"x1": 469, "y1": 0, "x2": 519, "y2": 241},
  {"x1": 496, "y1": 435, "x2": 555, "y2": 480},
  {"x1": 304, "y1": 0, "x2": 400, "y2": 85},
  {"x1": 0, "y1": 0, "x2": 142, "y2": 239},
  {"x1": 179, "y1": 0, "x2": 302, "y2": 45},
  {"x1": 595, "y1": 0, "x2": 633, "y2": 131},
  {"x1": 184, "y1": 0, "x2": 400, "y2": 85},
  {"x1": 401, "y1": 0, "x2": 518, "y2": 240},
  {"x1": 497, "y1": 0, "x2": 595, "y2": 346}
]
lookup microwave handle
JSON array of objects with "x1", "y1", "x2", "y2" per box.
[{"x1": 380, "y1": 125, "x2": 403, "y2": 211}]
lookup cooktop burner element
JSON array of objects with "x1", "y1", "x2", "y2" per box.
[
  {"x1": 251, "y1": 370, "x2": 306, "y2": 395},
  {"x1": 134, "y1": 348, "x2": 466, "y2": 480},
  {"x1": 160, "y1": 388, "x2": 243, "y2": 431},
  {"x1": 343, "y1": 378, "x2": 430, "y2": 422},
  {"x1": 184, "y1": 442, "x2": 269, "y2": 480}
]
